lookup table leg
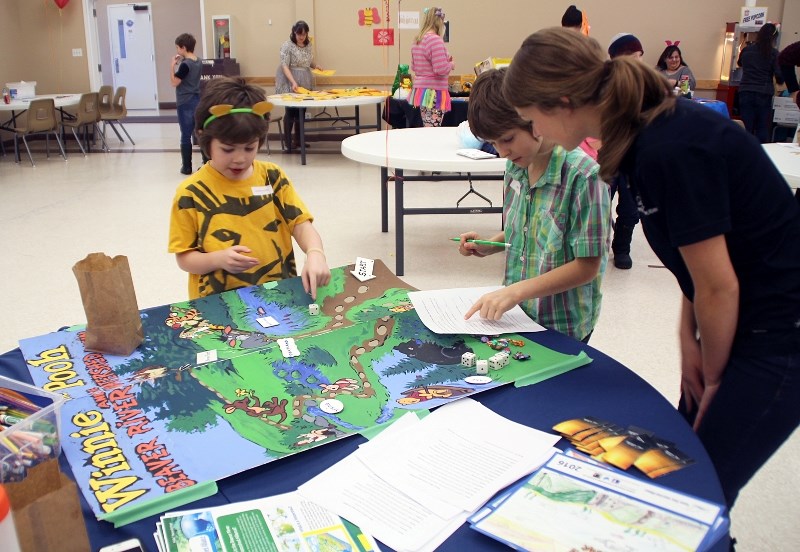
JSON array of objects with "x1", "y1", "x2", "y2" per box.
[
  {"x1": 354, "y1": 106, "x2": 361, "y2": 134},
  {"x1": 395, "y1": 168, "x2": 404, "y2": 276},
  {"x1": 10, "y1": 109, "x2": 21, "y2": 162},
  {"x1": 376, "y1": 102, "x2": 382, "y2": 131},
  {"x1": 381, "y1": 166, "x2": 389, "y2": 233},
  {"x1": 299, "y1": 107, "x2": 307, "y2": 165}
]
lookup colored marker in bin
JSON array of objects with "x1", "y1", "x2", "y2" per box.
[{"x1": 449, "y1": 238, "x2": 511, "y2": 248}]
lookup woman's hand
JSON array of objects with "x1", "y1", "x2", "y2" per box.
[
  {"x1": 679, "y1": 332, "x2": 704, "y2": 415},
  {"x1": 291, "y1": 82, "x2": 299, "y2": 92},
  {"x1": 693, "y1": 381, "x2": 721, "y2": 432}
]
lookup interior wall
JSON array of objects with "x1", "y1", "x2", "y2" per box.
[
  {"x1": 1, "y1": 0, "x2": 89, "y2": 95},
  {"x1": 198, "y1": 0, "x2": 787, "y2": 86},
  {"x1": 201, "y1": 0, "x2": 299, "y2": 79},
  {"x1": 94, "y1": 0, "x2": 201, "y2": 104},
  {"x1": 2, "y1": 0, "x2": 797, "y2": 99}
]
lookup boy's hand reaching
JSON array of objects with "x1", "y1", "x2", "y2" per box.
[
  {"x1": 302, "y1": 254, "x2": 331, "y2": 300},
  {"x1": 456, "y1": 232, "x2": 498, "y2": 258},
  {"x1": 216, "y1": 246, "x2": 260, "y2": 273},
  {"x1": 464, "y1": 286, "x2": 520, "y2": 321}
]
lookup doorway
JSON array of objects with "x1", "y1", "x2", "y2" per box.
[{"x1": 107, "y1": 3, "x2": 158, "y2": 109}]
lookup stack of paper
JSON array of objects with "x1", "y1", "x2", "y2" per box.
[
  {"x1": 408, "y1": 287, "x2": 545, "y2": 335},
  {"x1": 469, "y1": 451, "x2": 729, "y2": 551},
  {"x1": 298, "y1": 398, "x2": 559, "y2": 552},
  {"x1": 153, "y1": 491, "x2": 380, "y2": 552}
]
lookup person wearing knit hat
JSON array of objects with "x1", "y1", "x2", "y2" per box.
[
  {"x1": 608, "y1": 33, "x2": 644, "y2": 59},
  {"x1": 606, "y1": 32, "x2": 644, "y2": 269},
  {"x1": 561, "y1": 5, "x2": 589, "y2": 35}
]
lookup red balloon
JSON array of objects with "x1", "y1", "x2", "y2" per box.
[{"x1": 54, "y1": 0, "x2": 69, "y2": 8}]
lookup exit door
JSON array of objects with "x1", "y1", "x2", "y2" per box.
[{"x1": 107, "y1": 3, "x2": 158, "y2": 109}]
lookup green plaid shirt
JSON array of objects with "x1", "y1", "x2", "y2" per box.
[{"x1": 503, "y1": 145, "x2": 610, "y2": 339}]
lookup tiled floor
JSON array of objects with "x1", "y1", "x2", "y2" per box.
[{"x1": 0, "y1": 117, "x2": 797, "y2": 550}]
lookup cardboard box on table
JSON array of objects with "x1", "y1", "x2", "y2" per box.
[{"x1": 5, "y1": 81, "x2": 36, "y2": 100}]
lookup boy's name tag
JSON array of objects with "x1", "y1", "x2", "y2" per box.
[
  {"x1": 277, "y1": 338, "x2": 300, "y2": 358},
  {"x1": 251, "y1": 185, "x2": 274, "y2": 197},
  {"x1": 351, "y1": 257, "x2": 376, "y2": 282},
  {"x1": 256, "y1": 315, "x2": 279, "y2": 328},
  {"x1": 196, "y1": 349, "x2": 218, "y2": 364}
]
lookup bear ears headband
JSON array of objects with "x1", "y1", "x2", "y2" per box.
[{"x1": 203, "y1": 101, "x2": 273, "y2": 129}]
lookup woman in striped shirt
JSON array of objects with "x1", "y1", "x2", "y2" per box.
[{"x1": 409, "y1": 7, "x2": 454, "y2": 127}]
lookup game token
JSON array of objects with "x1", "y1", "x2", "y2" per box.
[
  {"x1": 464, "y1": 375, "x2": 493, "y2": 385},
  {"x1": 319, "y1": 399, "x2": 344, "y2": 414}
]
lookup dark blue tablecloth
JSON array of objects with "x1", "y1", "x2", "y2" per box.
[{"x1": 0, "y1": 328, "x2": 729, "y2": 552}]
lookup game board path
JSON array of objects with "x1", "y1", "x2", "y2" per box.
[
  {"x1": 290, "y1": 315, "x2": 395, "y2": 418},
  {"x1": 322, "y1": 260, "x2": 415, "y2": 331}
]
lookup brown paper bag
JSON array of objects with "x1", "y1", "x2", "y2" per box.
[
  {"x1": 5, "y1": 459, "x2": 91, "y2": 552},
  {"x1": 73, "y1": 252, "x2": 144, "y2": 356}
]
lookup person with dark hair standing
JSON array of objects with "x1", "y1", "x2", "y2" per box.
[
  {"x1": 606, "y1": 33, "x2": 644, "y2": 269},
  {"x1": 738, "y1": 23, "x2": 783, "y2": 143},
  {"x1": 656, "y1": 44, "x2": 696, "y2": 93},
  {"x1": 561, "y1": 5, "x2": 588, "y2": 35},
  {"x1": 171, "y1": 33, "x2": 203, "y2": 175},
  {"x1": 275, "y1": 20, "x2": 323, "y2": 152},
  {"x1": 503, "y1": 27, "x2": 800, "y2": 515},
  {"x1": 778, "y1": 40, "x2": 800, "y2": 105}
]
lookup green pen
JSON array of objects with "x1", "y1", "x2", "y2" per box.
[{"x1": 450, "y1": 237, "x2": 511, "y2": 248}]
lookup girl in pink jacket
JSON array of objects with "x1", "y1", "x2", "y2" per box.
[{"x1": 409, "y1": 7, "x2": 455, "y2": 126}]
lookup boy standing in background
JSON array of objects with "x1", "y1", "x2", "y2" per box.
[{"x1": 171, "y1": 33, "x2": 203, "y2": 175}]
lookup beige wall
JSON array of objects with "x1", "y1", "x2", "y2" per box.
[
  {"x1": 199, "y1": 0, "x2": 792, "y2": 84},
  {"x1": 2, "y1": 0, "x2": 797, "y2": 98},
  {"x1": 94, "y1": 0, "x2": 202, "y2": 105},
  {"x1": 0, "y1": 0, "x2": 88, "y2": 95}
]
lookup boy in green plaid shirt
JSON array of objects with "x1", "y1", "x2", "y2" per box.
[{"x1": 457, "y1": 68, "x2": 610, "y2": 342}]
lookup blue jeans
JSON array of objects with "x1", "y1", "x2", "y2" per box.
[
  {"x1": 177, "y1": 94, "x2": 200, "y2": 147},
  {"x1": 738, "y1": 91, "x2": 773, "y2": 144},
  {"x1": 679, "y1": 349, "x2": 800, "y2": 507}
]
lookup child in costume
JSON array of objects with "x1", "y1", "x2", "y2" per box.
[{"x1": 168, "y1": 77, "x2": 330, "y2": 299}]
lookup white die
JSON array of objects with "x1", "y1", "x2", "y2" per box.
[
  {"x1": 476, "y1": 359, "x2": 489, "y2": 374},
  {"x1": 309, "y1": 303, "x2": 320, "y2": 315},
  {"x1": 493, "y1": 352, "x2": 510, "y2": 367},
  {"x1": 461, "y1": 352, "x2": 476, "y2": 367},
  {"x1": 489, "y1": 358, "x2": 503, "y2": 371}
]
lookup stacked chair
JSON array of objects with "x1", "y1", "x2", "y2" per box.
[
  {"x1": 99, "y1": 85, "x2": 135, "y2": 145},
  {"x1": 61, "y1": 92, "x2": 109, "y2": 155},
  {"x1": 11, "y1": 98, "x2": 67, "y2": 167}
]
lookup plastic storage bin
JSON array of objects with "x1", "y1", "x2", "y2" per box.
[
  {"x1": 0, "y1": 376, "x2": 64, "y2": 483},
  {"x1": 5, "y1": 81, "x2": 37, "y2": 100}
]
